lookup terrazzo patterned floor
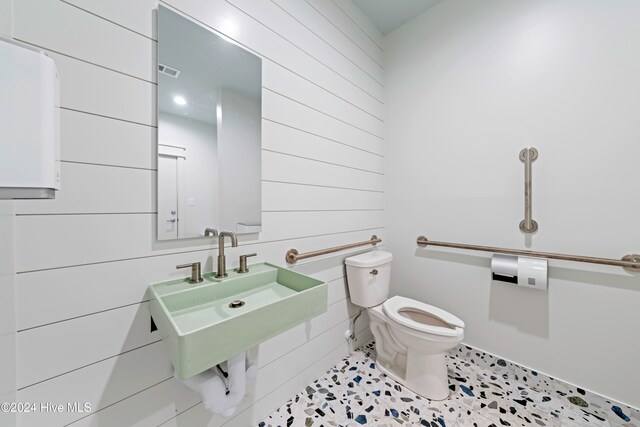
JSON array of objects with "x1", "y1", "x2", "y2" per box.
[{"x1": 260, "y1": 341, "x2": 639, "y2": 427}]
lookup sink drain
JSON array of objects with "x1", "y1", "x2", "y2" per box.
[{"x1": 229, "y1": 300, "x2": 245, "y2": 308}]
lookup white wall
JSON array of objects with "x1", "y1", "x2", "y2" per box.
[
  {"x1": 217, "y1": 88, "x2": 261, "y2": 232},
  {"x1": 385, "y1": 0, "x2": 640, "y2": 408},
  {"x1": 0, "y1": 6, "x2": 17, "y2": 426},
  {"x1": 159, "y1": 112, "x2": 219, "y2": 237},
  {"x1": 0, "y1": 201, "x2": 16, "y2": 427},
  {"x1": 0, "y1": 0, "x2": 10, "y2": 37},
  {"x1": 11, "y1": 0, "x2": 384, "y2": 425}
]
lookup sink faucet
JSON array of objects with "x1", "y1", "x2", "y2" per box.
[{"x1": 216, "y1": 231, "x2": 238, "y2": 278}]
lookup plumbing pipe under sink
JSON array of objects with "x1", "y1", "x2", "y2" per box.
[{"x1": 177, "y1": 352, "x2": 257, "y2": 417}]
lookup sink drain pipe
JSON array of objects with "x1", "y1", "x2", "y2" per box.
[{"x1": 177, "y1": 352, "x2": 257, "y2": 417}]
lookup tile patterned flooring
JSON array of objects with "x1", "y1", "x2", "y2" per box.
[{"x1": 260, "y1": 341, "x2": 639, "y2": 427}]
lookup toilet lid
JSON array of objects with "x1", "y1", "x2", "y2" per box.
[{"x1": 383, "y1": 296, "x2": 465, "y2": 337}]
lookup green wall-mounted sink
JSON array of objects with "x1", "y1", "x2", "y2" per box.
[{"x1": 149, "y1": 263, "x2": 327, "y2": 379}]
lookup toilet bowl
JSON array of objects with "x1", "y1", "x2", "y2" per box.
[{"x1": 345, "y1": 251, "x2": 464, "y2": 400}]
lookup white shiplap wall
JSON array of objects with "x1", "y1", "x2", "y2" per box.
[
  {"x1": 10, "y1": 0, "x2": 384, "y2": 426},
  {"x1": 0, "y1": 201, "x2": 16, "y2": 427},
  {"x1": 0, "y1": 6, "x2": 17, "y2": 427}
]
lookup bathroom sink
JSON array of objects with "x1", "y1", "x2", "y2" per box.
[{"x1": 149, "y1": 263, "x2": 327, "y2": 379}]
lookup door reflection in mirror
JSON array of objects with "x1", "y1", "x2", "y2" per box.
[{"x1": 157, "y1": 6, "x2": 262, "y2": 240}]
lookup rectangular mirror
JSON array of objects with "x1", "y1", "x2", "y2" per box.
[{"x1": 157, "y1": 6, "x2": 262, "y2": 240}]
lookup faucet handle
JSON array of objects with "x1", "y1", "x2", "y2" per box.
[
  {"x1": 237, "y1": 253, "x2": 257, "y2": 274},
  {"x1": 176, "y1": 262, "x2": 203, "y2": 284}
]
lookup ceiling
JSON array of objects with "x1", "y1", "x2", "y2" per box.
[
  {"x1": 352, "y1": 0, "x2": 442, "y2": 35},
  {"x1": 158, "y1": 6, "x2": 261, "y2": 125}
]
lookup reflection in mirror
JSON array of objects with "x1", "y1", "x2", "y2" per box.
[{"x1": 157, "y1": 6, "x2": 262, "y2": 241}]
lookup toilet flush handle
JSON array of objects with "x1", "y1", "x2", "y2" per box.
[{"x1": 370, "y1": 269, "x2": 378, "y2": 275}]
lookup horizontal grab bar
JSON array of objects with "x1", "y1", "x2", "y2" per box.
[
  {"x1": 286, "y1": 235, "x2": 381, "y2": 264},
  {"x1": 416, "y1": 235, "x2": 640, "y2": 271}
]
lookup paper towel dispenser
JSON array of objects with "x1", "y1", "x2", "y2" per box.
[{"x1": 0, "y1": 37, "x2": 60, "y2": 199}]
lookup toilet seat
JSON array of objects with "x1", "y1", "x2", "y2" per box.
[{"x1": 383, "y1": 296, "x2": 464, "y2": 338}]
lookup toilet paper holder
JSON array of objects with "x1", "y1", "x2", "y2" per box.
[
  {"x1": 491, "y1": 254, "x2": 548, "y2": 291},
  {"x1": 491, "y1": 254, "x2": 518, "y2": 284}
]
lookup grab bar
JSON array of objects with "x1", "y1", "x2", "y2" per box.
[
  {"x1": 519, "y1": 147, "x2": 538, "y2": 233},
  {"x1": 286, "y1": 235, "x2": 381, "y2": 264},
  {"x1": 416, "y1": 235, "x2": 640, "y2": 271}
]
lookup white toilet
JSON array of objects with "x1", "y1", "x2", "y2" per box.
[{"x1": 345, "y1": 250, "x2": 464, "y2": 400}]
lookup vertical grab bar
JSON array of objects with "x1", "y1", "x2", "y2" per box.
[{"x1": 519, "y1": 147, "x2": 538, "y2": 233}]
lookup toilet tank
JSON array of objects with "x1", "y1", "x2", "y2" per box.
[{"x1": 345, "y1": 251, "x2": 392, "y2": 308}]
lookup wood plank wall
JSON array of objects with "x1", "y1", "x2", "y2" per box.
[{"x1": 10, "y1": 0, "x2": 384, "y2": 425}]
